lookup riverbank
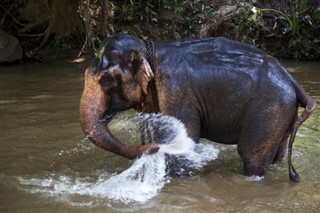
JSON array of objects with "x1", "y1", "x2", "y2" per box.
[
  {"x1": 1, "y1": 0, "x2": 319, "y2": 62},
  {"x1": 38, "y1": 49, "x2": 93, "y2": 64}
]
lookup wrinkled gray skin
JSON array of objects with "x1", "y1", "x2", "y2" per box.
[{"x1": 80, "y1": 34, "x2": 316, "y2": 182}]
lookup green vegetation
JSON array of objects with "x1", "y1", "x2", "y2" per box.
[
  {"x1": 1, "y1": 0, "x2": 319, "y2": 60},
  {"x1": 249, "y1": 0, "x2": 320, "y2": 60}
]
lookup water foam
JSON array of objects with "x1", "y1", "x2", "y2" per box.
[
  {"x1": 138, "y1": 113, "x2": 220, "y2": 170},
  {"x1": 17, "y1": 113, "x2": 219, "y2": 205}
]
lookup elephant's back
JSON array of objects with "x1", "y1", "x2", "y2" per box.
[
  {"x1": 157, "y1": 37, "x2": 266, "y2": 57},
  {"x1": 156, "y1": 36, "x2": 298, "y2": 107}
]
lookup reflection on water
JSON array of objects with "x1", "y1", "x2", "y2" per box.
[{"x1": 0, "y1": 61, "x2": 319, "y2": 212}]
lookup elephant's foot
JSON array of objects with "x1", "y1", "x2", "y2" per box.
[{"x1": 243, "y1": 162, "x2": 266, "y2": 178}]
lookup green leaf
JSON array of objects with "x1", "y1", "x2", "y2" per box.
[{"x1": 296, "y1": 0, "x2": 308, "y2": 12}]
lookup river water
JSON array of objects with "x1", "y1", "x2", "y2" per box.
[{"x1": 0, "y1": 60, "x2": 319, "y2": 212}]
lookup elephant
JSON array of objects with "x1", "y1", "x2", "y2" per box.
[{"x1": 79, "y1": 34, "x2": 316, "y2": 182}]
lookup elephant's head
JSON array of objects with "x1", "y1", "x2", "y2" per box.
[{"x1": 79, "y1": 34, "x2": 159, "y2": 159}]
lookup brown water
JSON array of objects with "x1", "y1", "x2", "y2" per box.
[{"x1": 0, "y1": 60, "x2": 319, "y2": 212}]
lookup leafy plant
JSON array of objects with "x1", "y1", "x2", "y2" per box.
[
  {"x1": 249, "y1": 0, "x2": 319, "y2": 60},
  {"x1": 249, "y1": 0, "x2": 310, "y2": 36}
]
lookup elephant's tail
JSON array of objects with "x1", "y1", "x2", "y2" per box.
[{"x1": 287, "y1": 80, "x2": 316, "y2": 182}]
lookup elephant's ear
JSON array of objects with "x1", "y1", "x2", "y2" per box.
[
  {"x1": 137, "y1": 57, "x2": 154, "y2": 94},
  {"x1": 126, "y1": 50, "x2": 154, "y2": 95}
]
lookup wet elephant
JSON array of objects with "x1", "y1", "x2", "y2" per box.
[{"x1": 79, "y1": 34, "x2": 316, "y2": 182}]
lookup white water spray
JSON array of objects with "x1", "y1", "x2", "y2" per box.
[{"x1": 17, "y1": 113, "x2": 219, "y2": 205}]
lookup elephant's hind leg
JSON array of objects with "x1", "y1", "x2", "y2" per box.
[
  {"x1": 237, "y1": 117, "x2": 292, "y2": 178},
  {"x1": 237, "y1": 137, "x2": 282, "y2": 178},
  {"x1": 271, "y1": 133, "x2": 289, "y2": 164},
  {"x1": 272, "y1": 110, "x2": 297, "y2": 164}
]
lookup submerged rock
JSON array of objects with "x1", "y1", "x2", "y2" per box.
[{"x1": 0, "y1": 29, "x2": 23, "y2": 63}]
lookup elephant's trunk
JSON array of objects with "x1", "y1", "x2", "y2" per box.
[{"x1": 79, "y1": 68, "x2": 159, "y2": 159}]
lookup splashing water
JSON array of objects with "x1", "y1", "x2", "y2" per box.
[
  {"x1": 17, "y1": 113, "x2": 219, "y2": 205},
  {"x1": 137, "y1": 113, "x2": 220, "y2": 172}
]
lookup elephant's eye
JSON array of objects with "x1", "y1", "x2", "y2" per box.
[{"x1": 99, "y1": 73, "x2": 115, "y2": 90}]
